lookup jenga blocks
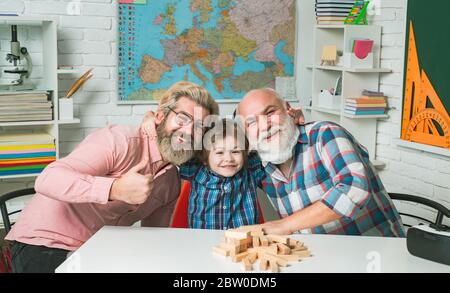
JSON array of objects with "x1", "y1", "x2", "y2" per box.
[
  {"x1": 291, "y1": 245, "x2": 308, "y2": 252},
  {"x1": 236, "y1": 225, "x2": 263, "y2": 232},
  {"x1": 225, "y1": 229, "x2": 251, "y2": 240},
  {"x1": 277, "y1": 243, "x2": 291, "y2": 255},
  {"x1": 252, "y1": 236, "x2": 260, "y2": 247},
  {"x1": 242, "y1": 252, "x2": 258, "y2": 271},
  {"x1": 213, "y1": 227, "x2": 312, "y2": 273},
  {"x1": 232, "y1": 251, "x2": 250, "y2": 263},
  {"x1": 259, "y1": 258, "x2": 269, "y2": 270},
  {"x1": 269, "y1": 259, "x2": 279, "y2": 273},
  {"x1": 219, "y1": 242, "x2": 240, "y2": 255},
  {"x1": 259, "y1": 236, "x2": 269, "y2": 246},
  {"x1": 292, "y1": 250, "x2": 311, "y2": 258},
  {"x1": 213, "y1": 245, "x2": 230, "y2": 256},
  {"x1": 267, "y1": 234, "x2": 290, "y2": 245}
]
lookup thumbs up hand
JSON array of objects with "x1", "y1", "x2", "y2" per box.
[{"x1": 109, "y1": 158, "x2": 154, "y2": 205}]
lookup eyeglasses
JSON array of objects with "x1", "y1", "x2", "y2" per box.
[{"x1": 167, "y1": 106, "x2": 204, "y2": 133}]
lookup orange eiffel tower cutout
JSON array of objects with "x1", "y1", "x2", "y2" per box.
[{"x1": 401, "y1": 21, "x2": 450, "y2": 149}]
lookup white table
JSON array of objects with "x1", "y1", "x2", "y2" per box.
[{"x1": 56, "y1": 226, "x2": 450, "y2": 273}]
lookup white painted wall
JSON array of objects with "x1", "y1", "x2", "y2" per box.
[{"x1": 0, "y1": 0, "x2": 449, "y2": 227}]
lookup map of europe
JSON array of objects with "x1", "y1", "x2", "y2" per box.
[{"x1": 118, "y1": 0, "x2": 296, "y2": 102}]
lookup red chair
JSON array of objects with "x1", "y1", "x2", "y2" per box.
[{"x1": 170, "y1": 181, "x2": 265, "y2": 228}]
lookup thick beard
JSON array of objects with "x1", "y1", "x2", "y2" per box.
[
  {"x1": 156, "y1": 121, "x2": 194, "y2": 166},
  {"x1": 256, "y1": 116, "x2": 299, "y2": 164}
]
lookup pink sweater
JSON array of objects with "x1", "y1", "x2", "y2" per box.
[{"x1": 6, "y1": 125, "x2": 180, "y2": 251}]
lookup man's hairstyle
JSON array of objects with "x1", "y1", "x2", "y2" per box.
[{"x1": 158, "y1": 81, "x2": 219, "y2": 116}]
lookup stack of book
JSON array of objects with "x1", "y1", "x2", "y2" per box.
[
  {"x1": 0, "y1": 132, "x2": 56, "y2": 176},
  {"x1": 316, "y1": 0, "x2": 356, "y2": 25},
  {"x1": 345, "y1": 90, "x2": 388, "y2": 117},
  {"x1": 0, "y1": 91, "x2": 53, "y2": 122}
]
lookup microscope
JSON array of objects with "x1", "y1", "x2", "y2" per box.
[{"x1": 0, "y1": 25, "x2": 35, "y2": 91}]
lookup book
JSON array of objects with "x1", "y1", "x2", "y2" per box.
[
  {"x1": 345, "y1": 106, "x2": 386, "y2": 111},
  {"x1": 346, "y1": 103, "x2": 387, "y2": 108},
  {"x1": 316, "y1": 0, "x2": 356, "y2": 3},
  {"x1": 316, "y1": 7, "x2": 353, "y2": 12},
  {"x1": 0, "y1": 132, "x2": 55, "y2": 143},
  {"x1": 345, "y1": 109, "x2": 386, "y2": 115},
  {"x1": 362, "y1": 90, "x2": 386, "y2": 97},
  {"x1": 316, "y1": 12, "x2": 350, "y2": 16},
  {"x1": 316, "y1": 3, "x2": 355, "y2": 8},
  {"x1": 0, "y1": 168, "x2": 46, "y2": 176},
  {"x1": 346, "y1": 98, "x2": 386, "y2": 104},
  {"x1": 0, "y1": 115, "x2": 53, "y2": 122}
]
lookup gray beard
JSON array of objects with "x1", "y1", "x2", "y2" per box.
[
  {"x1": 257, "y1": 120, "x2": 299, "y2": 165},
  {"x1": 156, "y1": 122, "x2": 194, "y2": 166}
]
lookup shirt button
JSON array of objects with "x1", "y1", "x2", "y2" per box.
[{"x1": 223, "y1": 206, "x2": 227, "y2": 210}]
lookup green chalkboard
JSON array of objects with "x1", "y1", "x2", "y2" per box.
[{"x1": 403, "y1": 0, "x2": 450, "y2": 114}]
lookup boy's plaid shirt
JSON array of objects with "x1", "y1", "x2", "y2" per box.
[{"x1": 180, "y1": 154, "x2": 265, "y2": 230}]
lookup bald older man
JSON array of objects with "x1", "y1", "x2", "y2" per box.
[{"x1": 237, "y1": 88, "x2": 405, "y2": 237}]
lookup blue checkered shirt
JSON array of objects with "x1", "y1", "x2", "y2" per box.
[
  {"x1": 261, "y1": 122, "x2": 405, "y2": 237},
  {"x1": 180, "y1": 153, "x2": 265, "y2": 230}
]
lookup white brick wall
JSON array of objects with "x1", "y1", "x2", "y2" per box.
[
  {"x1": 371, "y1": 0, "x2": 450, "y2": 226},
  {"x1": 0, "y1": 0, "x2": 449, "y2": 228}
]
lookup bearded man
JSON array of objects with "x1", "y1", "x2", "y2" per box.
[
  {"x1": 237, "y1": 88, "x2": 405, "y2": 237},
  {"x1": 6, "y1": 81, "x2": 219, "y2": 273}
]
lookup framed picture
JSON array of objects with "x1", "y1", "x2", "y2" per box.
[
  {"x1": 401, "y1": 0, "x2": 450, "y2": 150},
  {"x1": 117, "y1": 0, "x2": 296, "y2": 104}
]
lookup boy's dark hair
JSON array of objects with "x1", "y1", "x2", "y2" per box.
[{"x1": 200, "y1": 118, "x2": 250, "y2": 167}]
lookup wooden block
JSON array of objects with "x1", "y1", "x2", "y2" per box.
[
  {"x1": 260, "y1": 236, "x2": 269, "y2": 246},
  {"x1": 262, "y1": 252, "x2": 289, "y2": 267},
  {"x1": 277, "y1": 243, "x2": 291, "y2": 255},
  {"x1": 291, "y1": 246, "x2": 308, "y2": 252},
  {"x1": 243, "y1": 257, "x2": 253, "y2": 271},
  {"x1": 288, "y1": 239, "x2": 301, "y2": 248},
  {"x1": 225, "y1": 229, "x2": 251, "y2": 240},
  {"x1": 292, "y1": 250, "x2": 312, "y2": 258},
  {"x1": 292, "y1": 242, "x2": 305, "y2": 249},
  {"x1": 276, "y1": 254, "x2": 302, "y2": 262},
  {"x1": 219, "y1": 242, "x2": 240, "y2": 255},
  {"x1": 232, "y1": 251, "x2": 250, "y2": 263},
  {"x1": 250, "y1": 230, "x2": 265, "y2": 237},
  {"x1": 269, "y1": 259, "x2": 279, "y2": 273},
  {"x1": 259, "y1": 245, "x2": 278, "y2": 255},
  {"x1": 213, "y1": 245, "x2": 230, "y2": 256},
  {"x1": 247, "y1": 247, "x2": 258, "y2": 254},
  {"x1": 236, "y1": 225, "x2": 263, "y2": 232},
  {"x1": 266, "y1": 234, "x2": 290, "y2": 244},
  {"x1": 247, "y1": 252, "x2": 258, "y2": 264},
  {"x1": 259, "y1": 258, "x2": 269, "y2": 271},
  {"x1": 252, "y1": 236, "x2": 260, "y2": 248}
]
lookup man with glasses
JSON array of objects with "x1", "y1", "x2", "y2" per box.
[
  {"x1": 6, "y1": 81, "x2": 219, "y2": 273},
  {"x1": 236, "y1": 88, "x2": 405, "y2": 237}
]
